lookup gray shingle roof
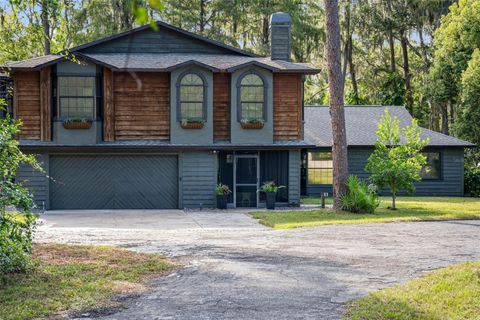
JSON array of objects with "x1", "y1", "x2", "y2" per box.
[
  {"x1": 3, "y1": 53, "x2": 319, "y2": 73},
  {"x1": 305, "y1": 106, "x2": 474, "y2": 147}
]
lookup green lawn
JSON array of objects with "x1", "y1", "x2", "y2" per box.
[
  {"x1": 344, "y1": 261, "x2": 480, "y2": 320},
  {"x1": 0, "y1": 243, "x2": 176, "y2": 320},
  {"x1": 251, "y1": 197, "x2": 480, "y2": 229}
]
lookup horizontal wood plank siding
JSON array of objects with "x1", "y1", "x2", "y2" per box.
[
  {"x1": 16, "y1": 154, "x2": 48, "y2": 209},
  {"x1": 213, "y1": 73, "x2": 230, "y2": 141},
  {"x1": 113, "y1": 72, "x2": 170, "y2": 140},
  {"x1": 39, "y1": 67, "x2": 51, "y2": 141},
  {"x1": 273, "y1": 73, "x2": 302, "y2": 141},
  {"x1": 14, "y1": 71, "x2": 41, "y2": 139}
]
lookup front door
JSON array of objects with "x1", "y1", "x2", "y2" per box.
[{"x1": 235, "y1": 155, "x2": 259, "y2": 207}]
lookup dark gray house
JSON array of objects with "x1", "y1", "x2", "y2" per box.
[
  {"x1": 302, "y1": 106, "x2": 474, "y2": 197},
  {"x1": 5, "y1": 13, "x2": 320, "y2": 210},
  {"x1": 1, "y1": 13, "x2": 473, "y2": 211}
]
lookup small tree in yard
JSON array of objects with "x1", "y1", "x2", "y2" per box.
[
  {"x1": 365, "y1": 109, "x2": 429, "y2": 210},
  {"x1": 0, "y1": 99, "x2": 42, "y2": 273}
]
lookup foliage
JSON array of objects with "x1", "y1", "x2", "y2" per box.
[
  {"x1": 365, "y1": 109, "x2": 429, "y2": 210},
  {"x1": 181, "y1": 117, "x2": 205, "y2": 125},
  {"x1": 251, "y1": 196, "x2": 480, "y2": 229},
  {"x1": 378, "y1": 72, "x2": 405, "y2": 106},
  {"x1": 345, "y1": 261, "x2": 480, "y2": 320},
  {"x1": 215, "y1": 183, "x2": 231, "y2": 196},
  {"x1": 240, "y1": 118, "x2": 265, "y2": 125},
  {"x1": 340, "y1": 176, "x2": 379, "y2": 214},
  {"x1": 259, "y1": 181, "x2": 285, "y2": 194},
  {"x1": 0, "y1": 99, "x2": 42, "y2": 273},
  {"x1": 464, "y1": 166, "x2": 480, "y2": 197},
  {"x1": 63, "y1": 117, "x2": 92, "y2": 124},
  {"x1": 0, "y1": 243, "x2": 176, "y2": 320}
]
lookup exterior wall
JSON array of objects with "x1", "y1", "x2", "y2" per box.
[
  {"x1": 230, "y1": 66, "x2": 274, "y2": 144},
  {"x1": 56, "y1": 60, "x2": 97, "y2": 75},
  {"x1": 113, "y1": 72, "x2": 170, "y2": 140},
  {"x1": 83, "y1": 28, "x2": 235, "y2": 55},
  {"x1": 213, "y1": 73, "x2": 231, "y2": 141},
  {"x1": 273, "y1": 74, "x2": 302, "y2": 141},
  {"x1": 288, "y1": 150, "x2": 301, "y2": 205},
  {"x1": 179, "y1": 151, "x2": 217, "y2": 208},
  {"x1": 52, "y1": 121, "x2": 102, "y2": 144},
  {"x1": 170, "y1": 66, "x2": 213, "y2": 144},
  {"x1": 307, "y1": 147, "x2": 466, "y2": 197},
  {"x1": 14, "y1": 71, "x2": 41, "y2": 139},
  {"x1": 16, "y1": 154, "x2": 49, "y2": 210}
]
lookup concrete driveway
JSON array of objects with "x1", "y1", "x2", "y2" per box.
[{"x1": 36, "y1": 210, "x2": 480, "y2": 320}]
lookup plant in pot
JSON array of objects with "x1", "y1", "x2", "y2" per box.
[
  {"x1": 259, "y1": 181, "x2": 285, "y2": 210},
  {"x1": 181, "y1": 117, "x2": 205, "y2": 129},
  {"x1": 240, "y1": 118, "x2": 264, "y2": 129},
  {"x1": 215, "y1": 183, "x2": 231, "y2": 209},
  {"x1": 62, "y1": 117, "x2": 92, "y2": 129}
]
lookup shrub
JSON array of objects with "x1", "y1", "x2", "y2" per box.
[
  {"x1": 464, "y1": 166, "x2": 480, "y2": 197},
  {"x1": 341, "y1": 176, "x2": 380, "y2": 214}
]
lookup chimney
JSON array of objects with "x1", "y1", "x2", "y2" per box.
[{"x1": 270, "y1": 12, "x2": 292, "y2": 61}]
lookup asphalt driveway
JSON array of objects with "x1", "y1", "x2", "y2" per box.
[{"x1": 37, "y1": 210, "x2": 480, "y2": 320}]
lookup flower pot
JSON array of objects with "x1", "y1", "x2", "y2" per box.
[
  {"x1": 265, "y1": 192, "x2": 276, "y2": 210},
  {"x1": 216, "y1": 194, "x2": 228, "y2": 209},
  {"x1": 181, "y1": 122, "x2": 204, "y2": 129},
  {"x1": 240, "y1": 122, "x2": 264, "y2": 129},
  {"x1": 62, "y1": 121, "x2": 92, "y2": 130}
]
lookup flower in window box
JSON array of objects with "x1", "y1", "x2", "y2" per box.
[
  {"x1": 62, "y1": 118, "x2": 92, "y2": 129},
  {"x1": 180, "y1": 117, "x2": 205, "y2": 129},
  {"x1": 240, "y1": 118, "x2": 264, "y2": 129}
]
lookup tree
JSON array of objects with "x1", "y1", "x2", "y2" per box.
[
  {"x1": 0, "y1": 99, "x2": 42, "y2": 273},
  {"x1": 365, "y1": 109, "x2": 429, "y2": 210},
  {"x1": 324, "y1": 0, "x2": 348, "y2": 210}
]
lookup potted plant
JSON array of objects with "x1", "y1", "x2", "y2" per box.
[
  {"x1": 240, "y1": 118, "x2": 264, "y2": 129},
  {"x1": 259, "y1": 181, "x2": 285, "y2": 210},
  {"x1": 62, "y1": 118, "x2": 92, "y2": 129},
  {"x1": 181, "y1": 117, "x2": 205, "y2": 129},
  {"x1": 215, "y1": 183, "x2": 231, "y2": 209}
]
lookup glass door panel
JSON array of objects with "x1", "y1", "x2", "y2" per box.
[{"x1": 235, "y1": 156, "x2": 258, "y2": 207}]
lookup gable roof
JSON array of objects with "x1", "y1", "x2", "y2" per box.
[
  {"x1": 304, "y1": 106, "x2": 474, "y2": 148},
  {"x1": 68, "y1": 21, "x2": 259, "y2": 57}
]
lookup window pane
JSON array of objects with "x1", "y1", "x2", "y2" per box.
[
  {"x1": 180, "y1": 102, "x2": 203, "y2": 119},
  {"x1": 420, "y1": 152, "x2": 441, "y2": 179},
  {"x1": 241, "y1": 74, "x2": 263, "y2": 86},
  {"x1": 180, "y1": 73, "x2": 203, "y2": 86},
  {"x1": 58, "y1": 76, "x2": 96, "y2": 118},
  {"x1": 308, "y1": 152, "x2": 333, "y2": 184}
]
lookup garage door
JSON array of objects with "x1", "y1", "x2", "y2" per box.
[{"x1": 49, "y1": 155, "x2": 178, "y2": 209}]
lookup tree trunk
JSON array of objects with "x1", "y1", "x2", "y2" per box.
[
  {"x1": 388, "y1": 31, "x2": 395, "y2": 72},
  {"x1": 348, "y1": 34, "x2": 358, "y2": 97},
  {"x1": 199, "y1": 0, "x2": 206, "y2": 33},
  {"x1": 391, "y1": 192, "x2": 396, "y2": 210},
  {"x1": 41, "y1": 0, "x2": 51, "y2": 55},
  {"x1": 325, "y1": 0, "x2": 349, "y2": 211},
  {"x1": 401, "y1": 33, "x2": 413, "y2": 114},
  {"x1": 441, "y1": 103, "x2": 449, "y2": 135}
]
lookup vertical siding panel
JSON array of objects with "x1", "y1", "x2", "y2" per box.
[
  {"x1": 14, "y1": 71, "x2": 41, "y2": 139},
  {"x1": 103, "y1": 68, "x2": 115, "y2": 141},
  {"x1": 39, "y1": 67, "x2": 51, "y2": 141},
  {"x1": 181, "y1": 152, "x2": 216, "y2": 208},
  {"x1": 16, "y1": 154, "x2": 48, "y2": 209},
  {"x1": 273, "y1": 73, "x2": 302, "y2": 141},
  {"x1": 213, "y1": 73, "x2": 230, "y2": 141},
  {"x1": 289, "y1": 150, "x2": 301, "y2": 205}
]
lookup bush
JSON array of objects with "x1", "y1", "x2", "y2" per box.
[
  {"x1": 465, "y1": 166, "x2": 480, "y2": 197},
  {"x1": 0, "y1": 212, "x2": 37, "y2": 273},
  {"x1": 341, "y1": 176, "x2": 380, "y2": 214}
]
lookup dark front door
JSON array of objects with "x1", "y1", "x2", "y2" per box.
[{"x1": 235, "y1": 155, "x2": 258, "y2": 207}]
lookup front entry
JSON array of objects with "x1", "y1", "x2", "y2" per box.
[{"x1": 234, "y1": 155, "x2": 259, "y2": 208}]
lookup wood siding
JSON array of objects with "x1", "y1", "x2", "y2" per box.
[
  {"x1": 103, "y1": 68, "x2": 115, "y2": 141},
  {"x1": 14, "y1": 71, "x2": 41, "y2": 139},
  {"x1": 213, "y1": 73, "x2": 230, "y2": 141},
  {"x1": 113, "y1": 72, "x2": 170, "y2": 140},
  {"x1": 273, "y1": 74, "x2": 302, "y2": 141},
  {"x1": 39, "y1": 67, "x2": 51, "y2": 141}
]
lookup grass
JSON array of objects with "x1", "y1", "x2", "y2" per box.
[
  {"x1": 0, "y1": 243, "x2": 176, "y2": 320},
  {"x1": 344, "y1": 261, "x2": 480, "y2": 320},
  {"x1": 251, "y1": 197, "x2": 480, "y2": 229}
]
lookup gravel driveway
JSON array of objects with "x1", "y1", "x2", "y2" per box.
[{"x1": 36, "y1": 211, "x2": 480, "y2": 320}]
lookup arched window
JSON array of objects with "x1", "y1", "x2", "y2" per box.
[
  {"x1": 177, "y1": 72, "x2": 207, "y2": 121},
  {"x1": 237, "y1": 71, "x2": 267, "y2": 121}
]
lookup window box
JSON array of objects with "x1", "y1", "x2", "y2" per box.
[
  {"x1": 180, "y1": 118, "x2": 205, "y2": 129},
  {"x1": 240, "y1": 119, "x2": 264, "y2": 129},
  {"x1": 62, "y1": 119, "x2": 93, "y2": 130}
]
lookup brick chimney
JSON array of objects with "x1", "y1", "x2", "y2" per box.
[{"x1": 270, "y1": 12, "x2": 292, "y2": 61}]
